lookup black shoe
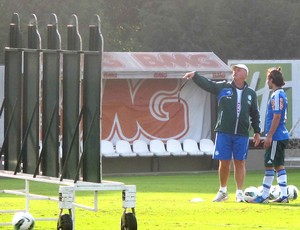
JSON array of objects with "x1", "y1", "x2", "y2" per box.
[{"x1": 272, "y1": 196, "x2": 289, "y2": 203}]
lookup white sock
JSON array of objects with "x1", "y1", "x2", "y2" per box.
[
  {"x1": 277, "y1": 169, "x2": 288, "y2": 197},
  {"x1": 236, "y1": 189, "x2": 243, "y2": 195},
  {"x1": 262, "y1": 169, "x2": 275, "y2": 199},
  {"x1": 220, "y1": 186, "x2": 227, "y2": 193}
]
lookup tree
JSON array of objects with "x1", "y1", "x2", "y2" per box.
[
  {"x1": 99, "y1": 0, "x2": 143, "y2": 51},
  {"x1": 1, "y1": 0, "x2": 300, "y2": 63}
]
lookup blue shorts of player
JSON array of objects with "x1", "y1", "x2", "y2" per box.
[{"x1": 213, "y1": 132, "x2": 249, "y2": 160}]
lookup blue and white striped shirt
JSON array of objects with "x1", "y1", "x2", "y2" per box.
[{"x1": 265, "y1": 88, "x2": 289, "y2": 140}]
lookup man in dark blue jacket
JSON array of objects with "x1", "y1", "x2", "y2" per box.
[{"x1": 183, "y1": 64, "x2": 261, "y2": 202}]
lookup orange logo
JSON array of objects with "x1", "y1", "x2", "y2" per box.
[{"x1": 102, "y1": 79, "x2": 189, "y2": 142}]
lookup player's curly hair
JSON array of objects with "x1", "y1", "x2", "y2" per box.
[{"x1": 267, "y1": 66, "x2": 285, "y2": 87}]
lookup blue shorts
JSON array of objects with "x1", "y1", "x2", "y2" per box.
[{"x1": 213, "y1": 132, "x2": 249, "y2": 160}]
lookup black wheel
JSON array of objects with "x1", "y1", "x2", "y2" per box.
[
  {"x1": 121, "y1": 212, "x2": 137, "y2": 230},
  {"x1": 57, "y1": 214, "x2": 73, "y2": 230}
]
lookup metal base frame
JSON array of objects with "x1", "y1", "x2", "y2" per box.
[{"x1": 0, "y1": 170, "x2": 136, "y2": 229}]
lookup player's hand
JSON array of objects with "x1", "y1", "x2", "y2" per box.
[
  {"x1": 183, "y1": 71, "x2": 196, "y2": 80},
  {"x1": 263, "y1": 136, "x2": 272, "y2": 149},
  {"x1": 253, "y1": 133, "x2": 261, "y2": 147}
]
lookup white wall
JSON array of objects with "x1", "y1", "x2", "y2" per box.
[{"x1": 0, "y1": 66, "x2": 4, "y2": 144}]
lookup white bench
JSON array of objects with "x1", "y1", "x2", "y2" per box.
[{"x1": 285, "y1": 157, "x2": 300, "y2": 168}]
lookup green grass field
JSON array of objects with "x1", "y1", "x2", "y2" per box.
[{"x1": 1, "y1": 169, "x2": 300, "y2": 229}]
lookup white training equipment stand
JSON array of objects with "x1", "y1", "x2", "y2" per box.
[{"x1": 0, "y1": 170, "x2": 136, "y2": 229}]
